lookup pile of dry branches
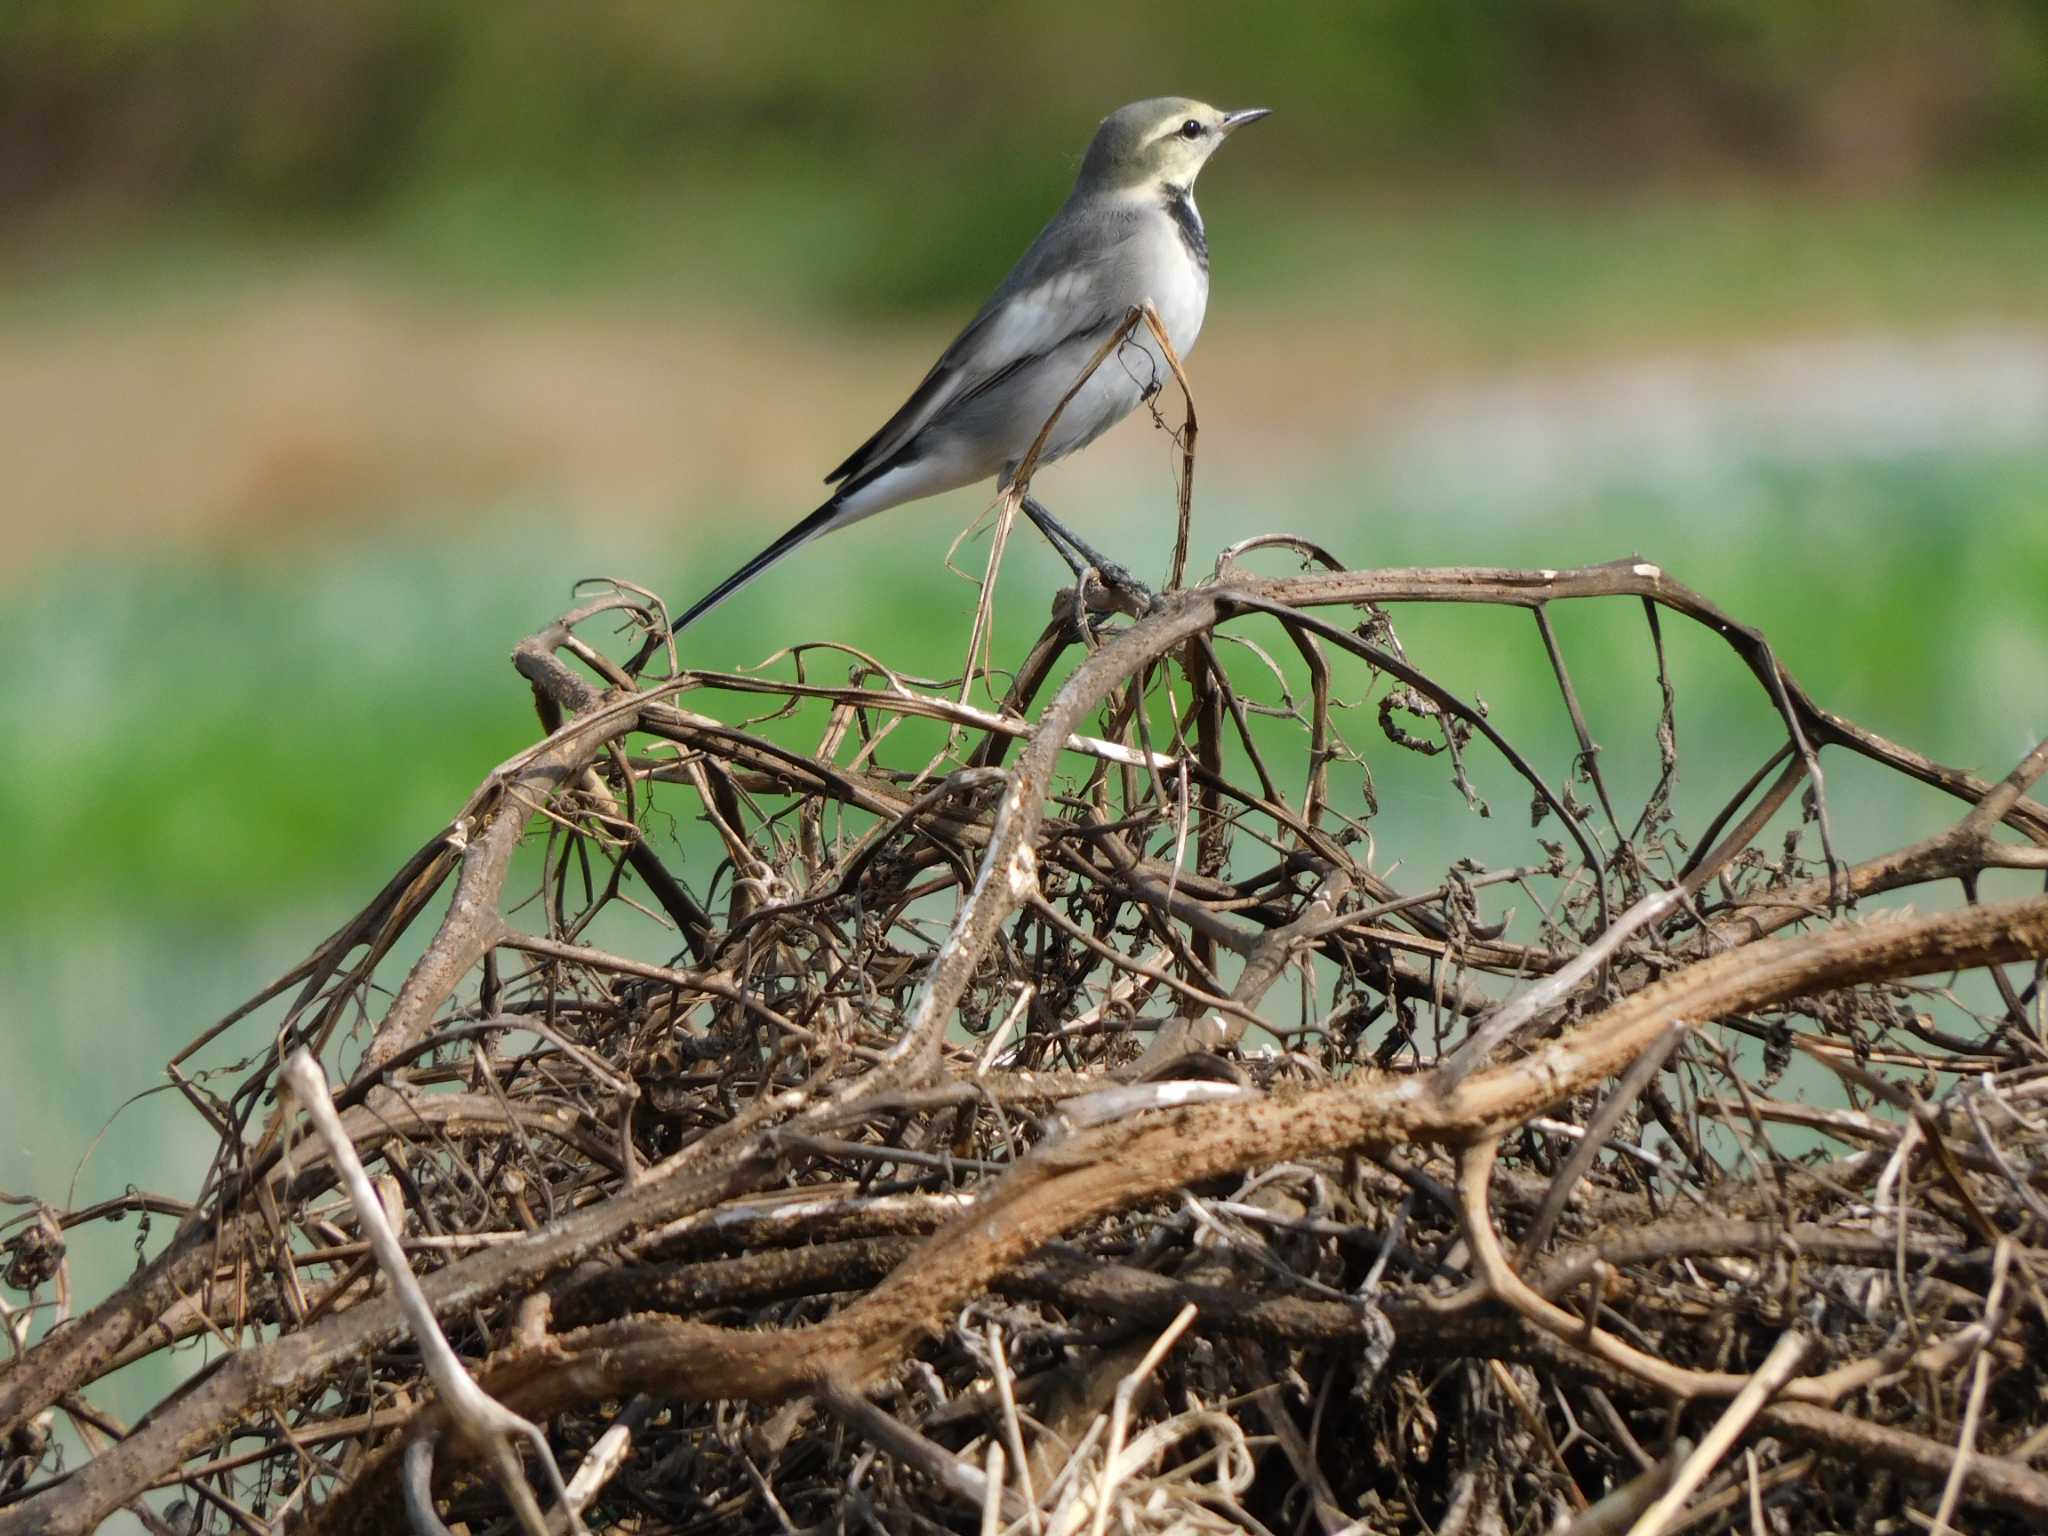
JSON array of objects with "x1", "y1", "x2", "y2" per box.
[{"x1": 5, "y1": 534, "x2": 2048, "y2": 1536}]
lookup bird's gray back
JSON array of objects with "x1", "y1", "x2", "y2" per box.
[{"x1": 825, "y1": 191, "x2": 1204, "y2": 496}]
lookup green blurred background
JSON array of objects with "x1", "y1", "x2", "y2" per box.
[{"x1": 5, "y1": 0, "x2": 2048, "y2": 1334}]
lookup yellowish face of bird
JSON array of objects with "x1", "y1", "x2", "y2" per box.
[{"x1": 1079, "y1": 98, "x2": 1267, "y2": 194}]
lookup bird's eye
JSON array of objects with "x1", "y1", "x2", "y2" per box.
[{"x1": 1179, "y1": 119, "x2": 1205, "y2": 140}]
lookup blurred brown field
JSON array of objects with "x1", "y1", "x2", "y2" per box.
[{"x1": 8, "y1": 195, "x2": 2048, "y2": 574}]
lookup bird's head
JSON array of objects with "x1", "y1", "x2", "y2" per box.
[{"x1": 1075, "y1": 97, "x2": 1271, "y2": 197}]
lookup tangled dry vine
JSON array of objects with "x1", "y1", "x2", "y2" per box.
[{"x1": 4, "y1": 538, "x2": 2047, "y2": 1535}]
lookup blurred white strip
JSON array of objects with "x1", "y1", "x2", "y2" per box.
[{"x1": 1371, "y1": 328, "x2": 2048, "y2": 509}]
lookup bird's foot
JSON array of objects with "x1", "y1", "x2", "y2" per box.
[
  {"x1": 1083, "y1": 558, "x2": 1158, "y2": 615},
  {"x1": 1021, "y1": 495, "x2": 1158, "y2": 618}
]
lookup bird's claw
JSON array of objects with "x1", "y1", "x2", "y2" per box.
[
  {"x1": 1051, "y1": 568, "x2": 1156, "y2": 636},
  {"x1": 1087, "y1": 559, "x2": 1157, "y2": 612}
]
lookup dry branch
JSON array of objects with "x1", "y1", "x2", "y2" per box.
[{"x1": 5, "y1": 546, "x2": 2048, "y2": 1536}]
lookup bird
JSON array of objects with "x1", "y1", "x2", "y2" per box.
[{"x1": 666, "y1": 97, "x2": 1270, "y2": 638}]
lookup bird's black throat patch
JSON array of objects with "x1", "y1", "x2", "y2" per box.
[{"x1": 1163, "y1": 185, "x2": 1208, "y2": 271}]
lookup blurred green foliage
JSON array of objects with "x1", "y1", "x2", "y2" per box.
[
  {"x1": 6, "y1": 449, "x2": 2043, "y2": 929},
  {"x1": 10, "y1": 1, "x2": 2048, "y2": 309}
]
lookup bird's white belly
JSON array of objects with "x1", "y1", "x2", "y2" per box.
[
  {"x1": 1028, "y1": 247, "x2": 1209, "y2": 468},
  {"x1": 1144, "y1": 231, "x2": 1209, "y2": 358}
]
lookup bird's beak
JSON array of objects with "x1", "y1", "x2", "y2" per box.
[{"x1": 1220, "y1": 108, "x2": 1272, "y2": 135}]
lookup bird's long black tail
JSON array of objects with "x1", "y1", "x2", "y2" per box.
[
  {"x1": 624, "y1": 495, "x2": 852, "y2": 674},
  {"x1": 669, "y1": 495, "x2": 849, "y2": 637}
]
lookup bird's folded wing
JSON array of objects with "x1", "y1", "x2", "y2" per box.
[{"x1": 825, "y1": 250, "x2": 1128, "y2": 489}]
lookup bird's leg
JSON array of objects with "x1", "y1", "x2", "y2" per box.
[
  {"x1": 1020, "y1": 499, "x2": 1092, "y2": 579},
  {"x1": 1020, "y1": 496, "x2": 1156, "y2": 612}
]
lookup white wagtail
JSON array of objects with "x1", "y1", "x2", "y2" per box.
[{"x1": 667, "y1": 97, "x2": 1269, "y2": 635}]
